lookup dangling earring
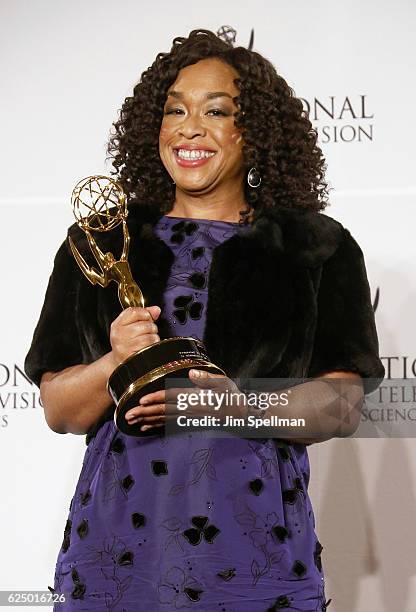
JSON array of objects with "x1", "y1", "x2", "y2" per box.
[{"x1": 247, "y1": 167, "x2": 262, "y2": 188}]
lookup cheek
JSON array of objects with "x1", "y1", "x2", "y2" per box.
[
  {"x1": 228, "y1": 130, "x2": 244, "y2": 154},
  {"x1": 159, "y1": 125, "x2": 169, "y2": 144},
  {"x1": 233, "y1": 133, "x2": 243, "y2": 147},
  {"x1": 159, "y1": 127, "x2": 174, "y2": 165},
  {"x1": 159, "y1": 121, "x2": 176, "y2": 146}
]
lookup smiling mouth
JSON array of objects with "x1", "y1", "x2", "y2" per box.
[{"x1": 174, "y1": 148, "x2": 216, "y2": 160}]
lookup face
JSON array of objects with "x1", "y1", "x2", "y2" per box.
[{"x1": 159, "y1": 58, "x2": 244, "y2": 195}]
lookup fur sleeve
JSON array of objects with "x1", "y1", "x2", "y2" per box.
[
  {"x1": 307, "y1": 227, "x2": 385, "y2": 394},
  {"x1": 24, "y1": 238, "x2": 86, "y2": 387}
]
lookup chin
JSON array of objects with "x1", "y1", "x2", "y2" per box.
[{"x1": 176, "y1": 180, "x2": 213, "y2": 193}]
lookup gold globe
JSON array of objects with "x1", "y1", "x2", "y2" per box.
[{"x1": 71, "y1": 175, "x2": 127, "y2": 232}]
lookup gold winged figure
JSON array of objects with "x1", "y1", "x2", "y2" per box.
[{"x1": 68, "y1": 218, "x2": 145, "y2": 309}]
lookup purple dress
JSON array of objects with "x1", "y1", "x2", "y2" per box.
[{"x1": 53, "y1": 216, "x2": 329, "y2": 611}]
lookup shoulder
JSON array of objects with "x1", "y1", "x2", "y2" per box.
[{"x1": 252, "y1": 205, "x2": 357, "y2": 267}]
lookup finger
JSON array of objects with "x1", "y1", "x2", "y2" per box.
[
  {"x1": 165, "y1": 386, "x2": 202, "y2": 409},
  {"x1": 165, "y1": 389, "x2": 216, "y2": 419},
  {"x1": 110, "y1": 317, "x2": 159, "y2": 356},
  {"x1": 145, "y1": 305, "x2": 161, "y2": 321},
  {"x1": 140, "y1": 389, "x2": 166, "y2": 405},
  {"x1": 141, "y1": 415, "x2": 166, "y2": 432},
  {"x1": 129, "y1": 333, "x2": 160, "y2": 347},
  {"x1": 128, "y1": 321, "x2": 159, "y2": 336},
  {"x1": 189, "y1": 369, "x2": 228, "y2": 388},
  {"x1": 117, "y1": 306, "x2": 160, "y2": 325},
  {"x1": 139, "y1": 412, "x2": 166, "y2": 425},
  {"x1": 140, "y1": 425, "x2": 160, "y2": 432},
  {"x1": 125, "y1": 404, "x2": 165, "y2": 423}
]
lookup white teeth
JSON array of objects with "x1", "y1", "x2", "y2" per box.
[{"x1": 176, "y1": 149, "x2": 215, "y2": 160}]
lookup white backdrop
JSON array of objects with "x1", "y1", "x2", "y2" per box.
[{"x1": 1, "y1": 1, "x2": 415, "y2": 610}]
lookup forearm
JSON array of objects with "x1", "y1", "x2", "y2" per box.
[
  {"x1": 249, "y1": 377, "x2": 364, "y2": 445},
  {"x1": 40, "y1": 351, "x2": 117, "y2": 435}
]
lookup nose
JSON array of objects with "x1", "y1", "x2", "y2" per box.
[{"x1": 178, "y1": 113, "x2": 206, "y2": 139}]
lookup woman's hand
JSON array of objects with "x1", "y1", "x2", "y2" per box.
[
  {"x1": 125, "y1": 369, "x2": 247, "y2": 432},
  {"x1": 109, "y1": 305, "x2": 161, "y2": 367}
]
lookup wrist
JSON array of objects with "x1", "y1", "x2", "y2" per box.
[
  {"x1": 101, "y1": 350, "x2": 120, "y2": 376},
  {"x1": 240, "y1": 391, "x2": 264, "y2": 420}
]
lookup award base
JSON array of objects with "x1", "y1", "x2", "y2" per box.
[{"x1": 108, "y1": 337, "x2": 225, "y2": 437}]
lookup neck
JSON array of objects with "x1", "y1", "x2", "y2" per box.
[{"x1": 167, "y1": 182, "x2": 250, "y2": 223}]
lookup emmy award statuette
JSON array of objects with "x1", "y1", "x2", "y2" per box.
[{"x1": 69, "y1": 176, "x2": 225, "y2": 436}]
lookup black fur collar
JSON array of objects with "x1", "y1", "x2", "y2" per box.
[
  {"x1": 123, "y1": 201, "x2": 343, "y2": 267},
  {"x1": 68, "y1": 201, "x2": 344, "y2": 379},
  {"x1": 69, "y1": 200, "x2": 343, "y2": 270}
]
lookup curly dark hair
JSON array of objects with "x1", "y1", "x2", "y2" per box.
[{"x1": 107, "y1": 29, "x2": 330, "y2": 221}]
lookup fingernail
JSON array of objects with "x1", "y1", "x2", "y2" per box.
[{"x1": 191, "y1": 369, "x2": 207, "y2": 377}]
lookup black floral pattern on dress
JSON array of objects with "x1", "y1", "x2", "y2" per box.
[
  {"x1": 233, "y1": 503, "x2": 287, "y2": 585},
  {"x1": 170, "y1": 221, "x2": 199, "y2": 244},
  {"x1": 160, "y1": 516, "x2": 185, "y2": 552},
  {"x1": 282, "y1": 489, "x2": 298, "y2": 504},
  {"x1": 169, "y1": 447, "x2": 217, "y2": 496},
  {"x1": 71, "y1": 568, "x2": 86, "y2": 600},
  {"x1": 121, "y1": 474, "x2": 135, "y2": 492},
  {"x1": 81, "y1": 535, "x2": 134, "y2": 609},
  {"x1": 292, "y1": 560, "x2": 307, "y2": 577},
  {"x1": 117, "y1": 550, "x2": 134, "y2": 566},
  {"x1": 272, "y1": 524, "x2": 290, "y2": 543},
  {"x1": 282, "y1": 477, "x2": 305, "y2": 505},
  {"x1": 131, "y1": 512, "x2": 146, "y2": 529},
  {"x1": 188, "y1": 271, "x2": 206, "y2": 289},
  {"x1": 110, "y1": 437, "x2": 125, "y2": 454},
  {"x1": 76, "y1": 518, "x2": 89, "y2": 539},
  {"x1": 61, "y1": 518, "x2": 71, "y2": 553},
  {"x1": 173, "y1": 294, "x2": 203, "y2": 324},
  {"x1": 183, "y1": 516, "x2": 220, "y2": 546},
  {"x1": 101, "y1": 451, "x2": 131, "y2": 503},
  {"x1": 267, "y1": 594, "x2": 292, "y2": 610},
  {"x1": 157, "y1": 566, "x2": 203, "y2": 607},
  {"x1": 151, "y1": 459, "x2": 168, "y2": 476},
  {"x1": 314, "y1": 540, "x2": 323, "y2": 572},
  {"x1": 249, "y1": 478, "x2": 264, "y2": 496},
  {"x1": 248, "y1": 511, "x2": 282, "y2": 549},
  {"x1": 217, "y1": 568, "x2": 236, "y2": 581},
  {"x1": 249, "y1": 440, "x2": 279, "y2": 478},
  {"x1": 80, "y1": 489, "x2": 91, "y2": 506},
  {"x1": 191, "y1": 246, "x2": 205, "y2": 259},
  {"x1": 277, "y1": 444, "x2": 291, "y2": 461}
]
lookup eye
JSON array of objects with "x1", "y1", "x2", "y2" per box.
[
  {"x1": 164, "y1": 107, "x2": 185, "y2": 115},
  {"x1": 206, "y1": 108, "x2": 230, "y2": 117}
]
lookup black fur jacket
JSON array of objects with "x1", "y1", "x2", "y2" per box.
[{"x1": 24, "y1": 202, "x2": 385, "y2": 441}]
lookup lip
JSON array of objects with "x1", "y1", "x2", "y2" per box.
[
  {"x1": 173, "y1": 146, "x2": 217, "y2": 168},
  {"x1": 174, "y1": 144, "x2": 216, "y2": 152}
]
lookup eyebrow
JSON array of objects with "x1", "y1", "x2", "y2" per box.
[{"x1": 167, "y1": 90, "x2": 234, "y2": 100}]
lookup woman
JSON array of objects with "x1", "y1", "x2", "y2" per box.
[{"x1": 24, "y1": 29, "x2": 384, "y2": 611}]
